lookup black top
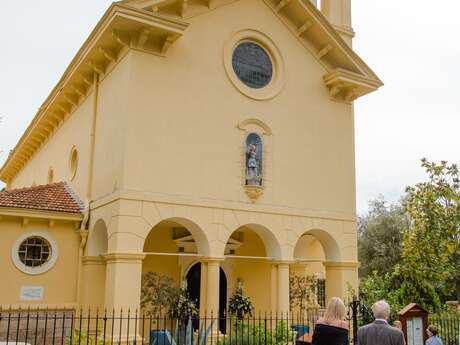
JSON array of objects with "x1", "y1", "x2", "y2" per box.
[{"x1": 311, "y1": 324, "x2": 349, "y2": 345}]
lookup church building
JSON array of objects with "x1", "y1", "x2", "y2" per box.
[{"x1": 0, "y1": 0, "x2": 382, "y2": 320}]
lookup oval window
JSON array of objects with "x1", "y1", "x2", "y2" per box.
[{"x1": 232, "y1": 42, "x2": 273, "y2": 89}]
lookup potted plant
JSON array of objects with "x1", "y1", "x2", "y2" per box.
[
  {"x1": 228, "y1": 280, "x2": 254, "y2": 320},
  {"x1": 169, "y1": 284, "x2": 199, "y2": 345}
]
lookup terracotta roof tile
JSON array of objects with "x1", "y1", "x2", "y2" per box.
[{"x1": 0, "y1": 182, "x2": 84, "y2": 214}]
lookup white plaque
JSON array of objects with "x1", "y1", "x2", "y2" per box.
[{"x1": 20, "y1": 286, "x2": 44, "y2": 301}]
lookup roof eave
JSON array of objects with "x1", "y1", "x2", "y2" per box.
[
  {"x1": 0, "y1": 207, "x2": 84, "y2": 222},
  {"x1": 0, "y1": 3, "x2": 188, "y2": 183}
]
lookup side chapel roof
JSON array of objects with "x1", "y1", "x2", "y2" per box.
[{"x1": 0, "y1": 182, "x2": 84, "y2": 214}]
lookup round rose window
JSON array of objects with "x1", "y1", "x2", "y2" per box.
[
  {"x1": 18, "y1": 236, "x2": 51, "y2": 268},
  {"x1": 232, "y1": 42, "x2": 273, "y2": 89}
]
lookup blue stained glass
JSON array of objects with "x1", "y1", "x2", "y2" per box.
[{"x1": 232, "y1": 42, "x2": 273, "y2": 89}]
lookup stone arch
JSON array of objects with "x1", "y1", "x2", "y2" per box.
[
  {"x1": 87, "y1": 219, "x2": 108, "y2": 256},
  {"x1": 293, "y1": 228, "x2": 341, "y2": 262},
  {"x1": 224, "y1": 223, "x2": 282, "y2": 259},
  {"x1": 143, "y1": 217, "x2": 211, "y2": 256}
]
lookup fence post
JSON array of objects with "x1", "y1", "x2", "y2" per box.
[{"x1": 352, "y1": 298, "x2": 359, "y2": 345}]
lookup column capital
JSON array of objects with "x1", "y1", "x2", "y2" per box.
[
  {"x1": 103, "y1": 253, "x2": 146, "y2": 264},
  {"x1": 323, "y1": 261, "x2": 359, "y2": 269},
  {"x1": 271, "y1": 260, "x2": 295, "y2": 267},
  {"x1": 200, "y1": 257, "x2": 225, "y2": 264}
]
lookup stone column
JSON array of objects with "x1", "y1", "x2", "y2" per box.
[
  {"x1": 271, "y1": 264, "x2": 278, "y2": 311},
  {"x1": 277, "y1": 262, "x2": 290, "y2": 315},
  {"x1": 205, "y1": 259, "x2": 221, "y2": 317},
  {"x1": 104, "y1": 253, "x2": 145, "y2": 342},
  {"x1": 323, "y1": 261, "x2": 359, "y2": 302}
]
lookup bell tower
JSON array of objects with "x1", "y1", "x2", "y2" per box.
[{"x1": 321, "y1": 0, "x2": 355, "y2": 46}]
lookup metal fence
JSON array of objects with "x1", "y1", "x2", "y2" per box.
[
  {"x1": 0, "y1": 309, "x2": 326, "y2": 345},
  {"x1": 429, "y1": 313, "x2": 459, "y2": 345},
  {"x1": 2, "y1": 307, "x2": 457, "y2": 345}
]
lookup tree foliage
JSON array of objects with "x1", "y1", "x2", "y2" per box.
[
  {"x1": 403, "y1": 159, "x2": 460, "y2": 302},
  {"x1": 289, "y1": 275, "x2": 317, "y2": 310},
  {"x1": 358, "y1": 198, "x2": 409, "y2": 277},
  {"x1": 141, "y1": 272, "x2": 177, "y2": 315},
  {"x1": 358, "y1": 159, "x2": 460, "y2": 313}
]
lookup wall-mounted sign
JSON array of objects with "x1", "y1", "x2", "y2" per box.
[{"x1": 20, "y1": 286, "x2": 44, "y2": 300}]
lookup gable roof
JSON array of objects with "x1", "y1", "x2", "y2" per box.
[
  {"x1": 0, "y1": 0, "x2": 382, "y2": 184},
  {"x1": 398, "y1": 303, "x2": 428, "y2": 316},
  {"x1": 0, "y1": 182, "x2": 84, "y2": 214}
]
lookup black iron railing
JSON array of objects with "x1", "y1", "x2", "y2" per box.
[
  {"x1": 4, "y1": 307, "x2": 455, "y2": 345},
  {"x1": 0, "y1": 309, "x2": 326, "y2": 345}
]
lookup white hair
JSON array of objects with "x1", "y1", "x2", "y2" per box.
[{"x1": 372, "y1": 300, "x2": 391, "y2": 320}]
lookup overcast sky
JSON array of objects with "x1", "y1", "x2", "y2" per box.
[{"x1": 0, "y1": 1, "x2": 459, "y2": 214}]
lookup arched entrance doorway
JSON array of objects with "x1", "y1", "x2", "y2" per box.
[{"x1": 186, "y1": 263, "x2": 227, "y2": 333}]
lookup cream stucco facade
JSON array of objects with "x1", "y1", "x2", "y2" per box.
[{"x1": 0, "y1": 0, "x2": 381, "y2": 320}]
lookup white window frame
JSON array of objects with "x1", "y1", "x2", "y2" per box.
[{"x1": 11, "y1": 231, "x2": 59, "y2": 275}]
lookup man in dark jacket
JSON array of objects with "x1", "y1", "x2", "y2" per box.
[{"x1": 357, "y1": 300, "x2": 405, "y2": 345}]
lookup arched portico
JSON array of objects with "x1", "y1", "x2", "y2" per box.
[
  {"x1": 140, "y1": 217, "x2": 214, "y2": 316},
  {"x1": 221, "y1": 223, "x2": 287, "y2": 313},
  {"x1": 292, "y1": 227, "x2": 358, "y2": 305}
]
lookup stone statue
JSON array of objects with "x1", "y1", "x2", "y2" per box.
[
  {"x1": 246, "y1": 137, "x2": 262, "y2": 186},
  {"x1": 247, "y1": 143, "x2": 259, "y2": 178}
]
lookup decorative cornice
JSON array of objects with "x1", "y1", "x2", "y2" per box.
[
  {"x1": 262, "y1": 0, "x2": 382, "y2": 100},
  {"x1": 0, "y1": 4, "x2": 188, "y2": 183},
  {"x1": 323, "y1": 68, "x2": 382, "y2": 102}
]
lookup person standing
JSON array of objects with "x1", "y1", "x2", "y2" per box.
[
  {"x1": 357, "y1": 300, "x2": 405, "y2": 345},
  {"x1": 311, "y1": 297, "x2": 349, "y2": 345},
  {"x1": 426, "y1": 325, "x2": 443, "y2": 345}
]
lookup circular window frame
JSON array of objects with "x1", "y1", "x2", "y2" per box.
[
  {"x1": 11, "y1": 232, "x2": 59, "y2": 275},
  {"x1": 223, "y1": 29, "x2": 285, "y2": 100},
  {"x1": 69, "y1": 146, "x2": 78, "y2": 181}
]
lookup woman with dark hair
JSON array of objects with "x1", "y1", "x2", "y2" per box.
[
  {"x1": 426, "y1": 325, "x2": 443, "y2": 345},
  {"x1": 311, "y1": 297, "x2": 349, "y2": 345}
]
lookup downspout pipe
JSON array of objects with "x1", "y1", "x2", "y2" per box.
[{"x1": 75, "y1": 72, "x2": 100, "y2": 309}]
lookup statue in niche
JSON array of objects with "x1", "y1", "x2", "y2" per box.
[{"x1": 245, "y1": 133, "x2": 263, "y2": 186}]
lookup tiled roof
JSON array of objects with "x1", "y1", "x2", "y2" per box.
[{"x1": 0, "y1": 182, "x2": 84, "y2": 214}]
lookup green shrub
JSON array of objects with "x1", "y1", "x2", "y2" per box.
[{"x1": 218, "y1": 319, "x2": 296, "y2": 345}]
